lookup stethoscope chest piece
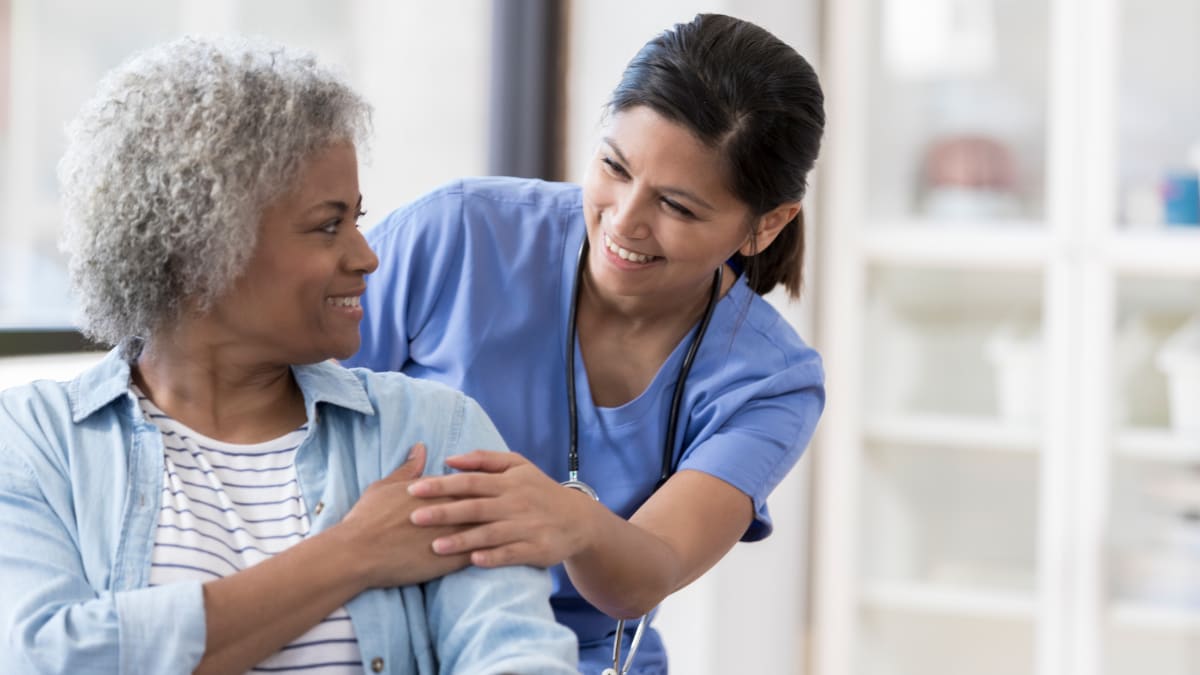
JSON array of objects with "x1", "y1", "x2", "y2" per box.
[{"x1": 561, "y1": 478, "x2": 600, "y2": 501}]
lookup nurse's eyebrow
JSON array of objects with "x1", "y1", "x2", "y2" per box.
[{"x1": 603, "y1": 138, "x2": 715, "y2": 212}]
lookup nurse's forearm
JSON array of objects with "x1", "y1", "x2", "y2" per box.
[
  {"x1": 565, "y1": 470, "x2": 753, "y2": 620},
  {"x1": 564, "y1": 505, "x2": 682, "y2": 619}
]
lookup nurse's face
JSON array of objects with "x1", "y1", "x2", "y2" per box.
[
  {"x1": 205, "y1": 140, "x2": 379, "y2": 364},
  {"x1": 580, "y1": 105, "x2": 755, "y2": 305}
]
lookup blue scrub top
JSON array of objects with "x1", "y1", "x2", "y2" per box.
[{"x1": 346, "y1": 177, "x2": 824, "y2": 673}]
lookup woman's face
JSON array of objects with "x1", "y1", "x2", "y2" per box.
[
  {"x1": 207, "y1": 140, "x2": 378, "y2": 364},
  {"x1": 580, "y1": 105, "x2": 756, "y2": 305}
]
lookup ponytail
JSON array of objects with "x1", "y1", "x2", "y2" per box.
[{"x1": 735, "y1": 209, "x2": 805, "y2": 298}]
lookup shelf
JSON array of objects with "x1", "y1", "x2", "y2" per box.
[
  {"x1": 1108, "y1": 230, "x2": 1200, "y2": 279},
  {"x1": 1110, "y1": 602, "x2": 1200, "y2": 632},
  {"x1": 861, "y1": 581, "x2": 1036, "y2": 620},
  {"x1": 859, "y1": 222, "x2": 1051, "y2": 269},
  {"x1": 0, "y1": 352, "x2": 108, "y2": 391},
  {"x1": 865, "y1": 413, "x2": 1041, "y2": 453},
  {"x1": 1114, "y1": 428, "x2": 1200, "y2": 463}
]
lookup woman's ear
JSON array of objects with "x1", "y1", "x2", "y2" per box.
[{"x1": 738, "y1": 201, "x2": 802, "y2": 256}]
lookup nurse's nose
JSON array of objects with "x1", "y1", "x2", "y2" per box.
[{"x1": 608, "y1": 188, "x2": 652, "y2": 240}]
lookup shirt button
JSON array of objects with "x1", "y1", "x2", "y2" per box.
[
  {"x1": 313, "y1": 501, "x2": 325, "y2": 515},
  {"x1": 370, "y1": 657, "x2": 384, "y2": 672}
]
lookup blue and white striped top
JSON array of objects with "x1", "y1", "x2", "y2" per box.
[{"x1": 138, "y1": 388, "x2": 363, "y2": 674}]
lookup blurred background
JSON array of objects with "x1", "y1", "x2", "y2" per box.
[{"x1": 1, "y1": 1, "x2": 1198, "y2": 673}]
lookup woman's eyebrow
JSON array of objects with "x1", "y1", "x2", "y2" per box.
[
  {"x1": 302, "y1": 194, "x2": 361, "y2": 217},
  {"x1": 602, "y1": 138, "x2": 714, "y2": 211}
]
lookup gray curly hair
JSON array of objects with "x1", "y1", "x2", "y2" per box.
[{"x1": 58, "y1": 35, "x2": 371, "y2": 351}]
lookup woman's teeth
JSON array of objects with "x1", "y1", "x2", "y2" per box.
[
  {"x1": 326, "y1": 296, "x2": 361, "y2": 307},
  {"x1": 604, "y1": 234, "x2": 655, "y2": 264}
]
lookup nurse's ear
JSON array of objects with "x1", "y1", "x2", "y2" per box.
[{"x1": 739, "y1": 201, "x2": 802, "y2": 256}]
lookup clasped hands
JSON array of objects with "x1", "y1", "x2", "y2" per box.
[{"x1": 336, "y1": 444, "x2": 596, "y2": 589}]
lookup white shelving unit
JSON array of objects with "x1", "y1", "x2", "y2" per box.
[{"x1": 811, "y1": 0, "x2": 1200, "y2": 673}]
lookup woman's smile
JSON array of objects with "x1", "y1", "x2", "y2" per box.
[
  {"x1": 602, "y1": 233, "x2": 660, "y2": 266},
  {"x1": 325, "y1": 292, "x2": 365, "y2": 320}
]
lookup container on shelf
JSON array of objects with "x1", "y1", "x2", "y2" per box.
[
  {"x1": 1157, "y1": 316, "x2": 1200, "y2": 433},
  {"x1": 985, "y1": 326, "x2": 1043, "y2": 424},
  {"x1": 1162, "y1": 171, "x2": 1200, "y2": 227},
  {"x1": 1113, "y1": 513, "x2": 1200, "y2": 607},
  {"x1": 921, "y1": 134, "x2": 1022, "y2": 221}
]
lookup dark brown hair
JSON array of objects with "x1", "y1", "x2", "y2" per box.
[{"x1": 607, "y1": 13, "x2": 825, "y2": 296}]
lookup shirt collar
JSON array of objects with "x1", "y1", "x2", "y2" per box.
[
  {"x1": 68, "y1": 348, "x2": 135, "y2": 423},
  {"x1": 291, "y1": 360, "x2": 376, "y2": 418},
  {"x1": 68, "y1": 348, "x2": 376, "y2": 423}
]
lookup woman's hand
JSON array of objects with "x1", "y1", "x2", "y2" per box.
[
  {"x1": 333, "y1": 443, "x2": 472, "y2": 588},
  {"x1": 406, "y1": 450, "x2": 599, "y2": 569}
]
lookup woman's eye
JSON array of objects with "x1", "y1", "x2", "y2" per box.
[
  {"x1": 320, "y1": 219, "x2": 341, "y2": 234},
  {"x1": 601, "y1": 156, "x2": 629, "y2": 178},
  {"x1": 661, "y1": 198, "x2": 695, "y2": 219}
]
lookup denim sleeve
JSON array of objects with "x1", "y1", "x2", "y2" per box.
[
  {"x1": 423, "y1": 396, "x2": 578, "y2": 674},
  {"x1": 0, "y1": 443, "x2": 206, "y2": 674}
]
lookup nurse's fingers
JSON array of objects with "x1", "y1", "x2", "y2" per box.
[
  {"x1": 442, "y1": 449, "x2": 525, "y2": 473},
  {"x1": 411, "y1": 495, "x2": 505, "y2": 527},
  {"x1": 470, "y1": 542, "x2": 545, "y2": 568},
  {"x1": 434, "y1": 521, "x2": 559, "y2": 568},
  {"x1": 408, "y1": 470, "x2": 505, "y2": 498}
]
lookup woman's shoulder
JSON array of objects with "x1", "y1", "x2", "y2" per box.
[
  {"x1": 0, "y1": 379, "x2": 74, "y2": 441},
  {"x1": 724, "y1": 288, "x2": 823, "y2": 379},
  {"x1": 333, "y1": 365, "x2": 467, "y2": 413},
  {"x1": 337, "y1": 366, "x2": 504, "y2": 472},
  {"x1": 0, "y1": 374, "x2": 114, "y2": 478},
  {"x1": 370, "y1": 176, "x2": 581, "y2": 241},
  {"x1": 456, "y1": 176, "x2": 582, "y2": 211}
]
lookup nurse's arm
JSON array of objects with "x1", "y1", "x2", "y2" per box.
[
  {"x1": 566, "y1": 469, "x2": 752, "y2": 619},
  {"x1": 412, "y1": 449, "x2": 752, "y2": 620}
]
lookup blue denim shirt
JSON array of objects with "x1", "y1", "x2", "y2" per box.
[{"x1": 0, "y1": 349, "x2": 578, "y2": 674}]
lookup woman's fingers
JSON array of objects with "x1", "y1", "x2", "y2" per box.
[{"x1": 385, "y1": 442, "x2": 427, "y2": 481}]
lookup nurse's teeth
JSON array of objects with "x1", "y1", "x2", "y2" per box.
[
  {"x1": 604, "y1": 234, "x2": 654, "y2": 264},
  {"x1": 327, "y1": 296, "x2": 360, "y2": 307}
]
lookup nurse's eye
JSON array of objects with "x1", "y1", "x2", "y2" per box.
[
  {"x1": 318, "y1": 218, "x2": 342, "y2": 235},
  {"x1": 661, "y1": 197, "x2": 696, "y2": 219},
  {"x1": 600, "y1": 156, "x2": 630, "y2": 179}
]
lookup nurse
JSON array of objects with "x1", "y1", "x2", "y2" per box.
[{"x1": 346, "y1": 13, "x2": 825, "y2": 673}]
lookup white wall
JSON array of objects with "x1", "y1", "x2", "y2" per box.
[
  {"x1": 563, "y1": 3, "x2": 822, "y2": 673},
  {"x1": 0, "y1": 0, "x2": 491, "y2": 329}
]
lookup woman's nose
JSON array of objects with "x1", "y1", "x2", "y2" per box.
[
  {"x1": 346, "y1": 227, "x2": 379, "y2": 274},
  {"x1": 608, "y1": 190, "x2": 652, "y2": 240}
]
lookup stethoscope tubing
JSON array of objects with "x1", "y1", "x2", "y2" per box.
[
  {"x1": 563, "y1": 236, "x2": 723, "y2": 674},
  {"x1": 565, "y1": 237, "x2": 722, "y2": 486}
]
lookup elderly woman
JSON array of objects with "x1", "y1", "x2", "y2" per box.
[{"x1": 0, "y1": 37, "x2": 577, "y2": 674}]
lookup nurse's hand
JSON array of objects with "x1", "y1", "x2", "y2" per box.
[
  {"x1": 336, "y1": 443, "x2": 473, "y2": 587},
  {"x1": 406, "y1": 450, "x2": 598, "y2": 569}
]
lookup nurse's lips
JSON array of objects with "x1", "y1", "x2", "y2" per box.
[{"x1": 604, "y1": 233, "x2": 658, "y2": 264}]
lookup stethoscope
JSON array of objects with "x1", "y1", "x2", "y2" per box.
[{"x1": 560, "y1": 237, "x2": 722, "y2": 675}]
